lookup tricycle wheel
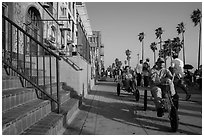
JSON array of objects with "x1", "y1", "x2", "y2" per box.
[
  {"x1": 117, "y1": 83, "x2": 120, "y2": 96},
  {"x1": 170, "y1": 106, "x2": 179, "y2": 132},
  {"x1": 134, "y1": 89, "x2": 140, "y2": 101}
]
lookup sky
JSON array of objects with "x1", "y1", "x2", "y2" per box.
[{"x1": 86, "y1": 2, "x2": 202, "y2": 70}]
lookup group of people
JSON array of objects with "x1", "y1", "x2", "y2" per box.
[{"x1": 116, "y1": 54, "x2": 191, "y2": 117}]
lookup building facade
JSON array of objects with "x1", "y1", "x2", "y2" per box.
[
  {"x1": 89, "y1": 31, "x2": 105, "y2": 78},
  {"x1": 2, "y1": 2, "x2": 94, "y2": 95}
]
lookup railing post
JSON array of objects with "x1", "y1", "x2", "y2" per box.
[
  {"x1": 43, "y1": 49, "x2": 46, "y2": 87},
  {"x1": 3, "y1": 17, "x2": 6, "y2": 61},
  {"x1": 29, "y1": 37, "x2": 32, "y2": 81},
  {"x1": 49, "y1": 55, "x2": 52, "y2": 96},
  {"x1": 36, "y1": 43, "x2": 39, "y2": 85},
  {"x1": 17, "y1": 29, "x2": 19, "y2": 70},
  {"x1": 9, "y1": 23, "x2": 13, "y2": 74},
  {"x1": 56, "y1": 58, "x2": 60, "y2": 113},
  {"x1": 23, "y1": 33, "x2": 26, "y2": 86}
]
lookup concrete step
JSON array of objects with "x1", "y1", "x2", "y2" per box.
[
  {"x1": 50, "y1": 90, "x2": 71, "y2": 111},
  {"x1": 2, "y1": 75, "x2": 55, "y2": 90},
  {"x1": 2, "y1": 67, "x2": 8, "y2": 76},
  {"x1": 21, "y1": 98, "x2": 80, "y2": 135},
  {"x1": 21, "y1": 112, "x2": 64, "y2": 135},
  {"x1": 2, "y1": 76, "x2": 22, "y2": 90},
  {"x1": 24, "y1": 68, "x2": 44, "y2": 77},
  {"x1": 4, "y1": 59, "x2": 36, "y2": 69},
  {"x1": 2, "y1": 88, "x2": 37, "y2": 112},
  {"x1": 2, "y1": 99, "x2": 51, "y2": 135},
  {"x1": 26, "y1": 76, "x2": 55, "y2": 87},
  {"x1": 60, "y1": 98, "x2": 80, "y2": 125},
  {"x1": 39, "y1": 82, "x2": 63, "y2": 95}
]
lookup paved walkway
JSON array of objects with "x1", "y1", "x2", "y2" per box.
[{"x1": 63, "y1": 79, "x2": 202, "y2": 135}]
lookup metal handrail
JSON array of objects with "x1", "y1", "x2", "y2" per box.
[
  {"x1": 3, "y1": 60, "x2": 59, "y2": 104},
  {"x1": 2, "y1": 15, "x2": 61, "y2": 113},
  {"x1": 3, "y1": 15, "x2": 61, "y2": 60},
  {"x1": 61, "y1": 55, "x2": 83, "y2": 71}
]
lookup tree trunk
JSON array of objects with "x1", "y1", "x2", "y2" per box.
[
  {"x1": 198, "y1": 21, "x2": 202, "y2": 69},
  {"x1": 160, "y1": 36, "x2": 162, "y2": 50},
  {"x1": 128, "y1": 58, "x2": 130, "y2": 66},
  {"x1": 154, "y1": 51, "x2": 156, "y2": 64},
  {"x1": 182, "y1": 32, "x2": 185, "y2": 65},
  {"x1": 142, "y1": 40, "x2": 144, "y2": 62}
]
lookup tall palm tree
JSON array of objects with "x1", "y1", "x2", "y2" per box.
[
  {"x1": 138, "y1": 32, "x2": 144, "y2": 61},
  {"x1": 115, "y1": 58, "x2": 119, "y2": 67},
  {"x1": 155, "y1": 27, "x2": 164, "y2": 50},
  {"x1": 150, "y1": 42, "x2": 157, "y2": 64},
  {"x1": 191, "y1": 8, "x2": 202, "y2": 69},
  {"x1": 125, "y1": 49, "x2": 131, "y2": 66},
  {"x1": 176, "y1": 22, "x2": 186, "y2": 65}
]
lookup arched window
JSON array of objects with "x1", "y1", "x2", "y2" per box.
[
  {"x1": 26, "y1": 6, "x2": 42, "y2": 55},
  {"x1": 50, "y1": 25, "x2": 56, "y2": 43}
]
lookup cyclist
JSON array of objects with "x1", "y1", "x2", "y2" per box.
[
  {"x1": 150, "y1": 58, "x2": 178, "y2": 117},
  {"x1": 122, "y1": 66, "x2": 134, "y2": 91}
]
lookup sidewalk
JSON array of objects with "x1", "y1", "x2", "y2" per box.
[{"x1": 63, "y1": 79, "x2": 202, "y2": 135}]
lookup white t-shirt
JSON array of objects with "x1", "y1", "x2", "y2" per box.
[
  {"x1": 136, "y1": 63, "x2": 143, "y2": 74},
  {"x1": 171, "y1": 58, "x2": 184, "y2": 77}
]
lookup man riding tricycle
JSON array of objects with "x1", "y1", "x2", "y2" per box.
[
  {"x1": 116, "y1": 66, "x2": 140, "y2": 101},
  {"x1": 149, "y1": 57, "x2": 179, "y2": 132}
]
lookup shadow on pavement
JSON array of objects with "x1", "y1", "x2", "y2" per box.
[
  {"x1": 93, "y1": 81, "x2": 202, "y2": 118},
  {"x1": 79, "y1": 89, "x2": 201, "y2": 135}
]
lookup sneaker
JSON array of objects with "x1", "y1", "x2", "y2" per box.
[
  {"x1": 185, "y1": 94, "x2": 191, "y2": 101},
  {"x1": 157, "y1": 108, "x2": 164, "y2": 117}
]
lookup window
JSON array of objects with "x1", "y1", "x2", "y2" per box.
[
  {"x1": 61, "y1": 6, "x2": 66, "y2": 17},
  {"x1": 68, "y1": 2, "x2": 71, "y2": 11},
  {"x1": 45, "y1": 2, "x2": 53, "y2": 15},
  {"x1": 2, "y1": 3, "x2": 8, "y2": 51}
]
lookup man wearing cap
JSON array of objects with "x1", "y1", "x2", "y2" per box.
[{"x1": 150, "y1": 57, "x2": 178, "y2": 117}]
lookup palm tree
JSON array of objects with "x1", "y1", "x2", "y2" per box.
[
  {"x1": 176, "y1": 22, "x2": 186, "y2": 65},
  {"x1": 150, "y1": 42, "x2": 157, "y2": 64},
  {"x1": 191, "y1": 8, "x2": 202, "y2": 69},
  {"x1": 125, "y1": 49, "x2": 131, "y2": 66},
  {"x1": 159, "y1": 38, "x2": 182, "y2": 68},
  {"x1": 138, "y1": 32, "x2": 144, "y2": 61},
  {"x1": 115, "y1": 58, "x2": 119, "y2": 67},
  {"x1": 155, "y1": 27, "x2": 164, "y2": 50}
]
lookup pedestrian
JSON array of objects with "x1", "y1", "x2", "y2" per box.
[
  {"x1": 149, "y1": 57, "x2": 177, "y2": 117},
  {"x1": 170, "y1": 53, "x2": 191, "y2": 101},
  {"x1": 142, "y1": 58, "x2": 150, "y2": 87},
  {"x1": 135, "y1": 60, "x2": 143, "y2": 86}
]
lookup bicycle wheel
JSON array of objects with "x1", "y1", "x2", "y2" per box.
[
  {"x1": 144, "y1": 89, "x2": 147, "y2": 111},
  {"x1": 117, "y1": 83, "x2": 120, "y2": 96},
  {"x1": 170, "y1": 106, "x2": 179, "y2": 132},
  {"x1": 134, "y1": 89, "x2": 140, "y2": 101}
]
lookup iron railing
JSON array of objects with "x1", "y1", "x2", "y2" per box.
[{"x1": 2, "y1": 15, "x2": 61, "y2": 113}]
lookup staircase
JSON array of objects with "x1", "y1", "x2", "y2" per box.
[
  {"x1": 2, "y1": 15, "x2": 81, "y2": 135},
  {"x1": 2, "y1": 62, "x2": 81, "y2": 135}
]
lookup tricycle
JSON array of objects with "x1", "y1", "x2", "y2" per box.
[
  {"x1": 116, "y1": 74, "x2": 140, "y2": 102},
  {"x1": 142, "y1": 80, "x2": 179, "y2": 132}
]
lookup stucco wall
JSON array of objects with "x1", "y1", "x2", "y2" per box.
[
  {"x1": 59, "y1": 55, "x2": 94, "y2": 97},
  {"x1": 31, "y1": 55, "x2": 94, "y2": 96}
]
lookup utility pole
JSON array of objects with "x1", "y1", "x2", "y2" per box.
[{"x1": 137, "y1": 53, "x2": 140, "y2": 63}]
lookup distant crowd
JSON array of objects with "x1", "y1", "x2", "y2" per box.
[{"x1": 102, "y1": 57, "x2": 202, "y2": 93}]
